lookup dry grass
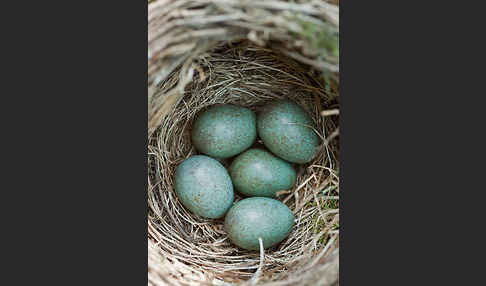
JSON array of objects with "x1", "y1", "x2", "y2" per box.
[
  {"x1": 148, "y1": 0, "x2": 339, "y2": 284},
  {"x1": 148, "y1": 0, "x2": 339, "y2": 134},
  {"x1": 148, "y1": 41, "x2": 339, "y2": 285}
]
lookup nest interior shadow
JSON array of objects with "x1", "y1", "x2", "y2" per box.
[{"x1": 148, "y1": 40, "x2": 339, "y2": 286}]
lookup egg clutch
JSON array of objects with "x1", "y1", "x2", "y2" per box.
[{"x1": 174, "y1": 99, "x2": 320, "y2": 251}]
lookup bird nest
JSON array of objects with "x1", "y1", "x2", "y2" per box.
[{"x1": 148, "y1": 1, "x2": 339, "y2": 285}]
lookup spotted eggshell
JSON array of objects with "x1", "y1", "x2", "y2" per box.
[
  {"x1": 174, "y1": 155, "x2": 234, "y2": 219},
  {"x1": 191, "y1": 104, "x2": 257, "y2": 159},
  {"x1": 257, "y1": 100, "x2": 320, "y2": 163},
  {"x1": 224, "y1": 197, "x2": 294, "y2": 250},
  {"x1": 229, "y1": 148, "x2": 296, "y2": 197}
]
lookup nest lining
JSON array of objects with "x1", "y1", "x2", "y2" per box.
[{"x1": 148, "y1": 41, "x2": 339, "y2": 286}]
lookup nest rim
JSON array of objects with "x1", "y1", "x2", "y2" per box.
[{"x1": 148, "y1": 41, "x2": 339, "y2": 286}]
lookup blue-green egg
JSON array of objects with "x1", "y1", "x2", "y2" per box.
[
  {"x1": 224, "y1": 197, "x2": 294, "y2": 250},
  {"x1": 257, "y1": 100, "x2": 320, "y2": 164},
  {"x1": 174, "y1": 155, "x2": 234, "y2": 219},
  {"x1": 191, "y1": 104, "x2": 257, "y2": 159},
  {"x1": 228, "y1": 148, "x2": 296, "y2": 197}
]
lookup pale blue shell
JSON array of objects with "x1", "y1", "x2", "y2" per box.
[
  {"x1": 224, "y1": 197, "x2": 294, "y2": 250},
  {"x1": 174, "y1": 155, "x2": 234, "y2": 219}
]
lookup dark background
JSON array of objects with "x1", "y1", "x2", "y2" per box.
[{"x1": 0, "y1": 1, "x2": 483, "y2": 285}]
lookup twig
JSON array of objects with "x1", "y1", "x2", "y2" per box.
[
  {"x1": 320, "y1": 109, "x2": 339, "y2": 117},
  {"x1": 250, "y1": 238, "x2": 265, "y2": 285}
]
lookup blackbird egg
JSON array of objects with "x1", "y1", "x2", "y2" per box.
[
  {"x1": 229, "y1": 148, "x2": 296, "y2": 197},
  {"x1": 257, "y1": 100, "x2": 320, "y2": 164},
  {"x1": 174, "y1": 155, "x2": 234, "y2": 219},
  {"x1": 191, "y1": 104, "x2": 257, "y2": 159},
  {"x1": 224, "y1": 197, "x2": 294, "y2": 250}
]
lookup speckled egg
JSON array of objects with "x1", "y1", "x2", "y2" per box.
[
  {"x1": 191, "y1": 104, "x2": 257, "y2": 159},
  {"x1": 257, "y1": 100, "x2": 320, "y2": 164},
  {"x1": 224, "y1": 197, "x2": 294, "y2": 250},
  {"x1": 174, "y1": 155, "x2": 234, "y2": 219},
  {"x1": 228, "y1": 148, "x2": 296, "y2": 197}
]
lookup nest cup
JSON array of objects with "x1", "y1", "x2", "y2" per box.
[{"x1": 148, "y1": 1, "x2": 339, "y2": 285}]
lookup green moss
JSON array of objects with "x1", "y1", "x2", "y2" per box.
[
  {"x1": 286, "y1": 15, "x2": 339, "y2": 96},
  {"x1": 305, "y1": 23, "x2": 338, "y2": 60},
  {"x1": 321, "y1": 197, "x2": 339, "y2": 210},
  {"x1": 312, "y1": 214, "x2": 330, "y2": 246},
  {"x1": 332, "y1": 222, "x2": 339, "y2": 230},
  {"x1": 290, "y1": 17, "x2": 339, "y2": 63},
  {"x1": 308, "y1": 191, "x2": 339, "y2": 247}
]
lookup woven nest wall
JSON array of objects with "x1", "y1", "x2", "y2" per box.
[{"x1": 148, "y1": 1, "x2": 339, "y2": 285}]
